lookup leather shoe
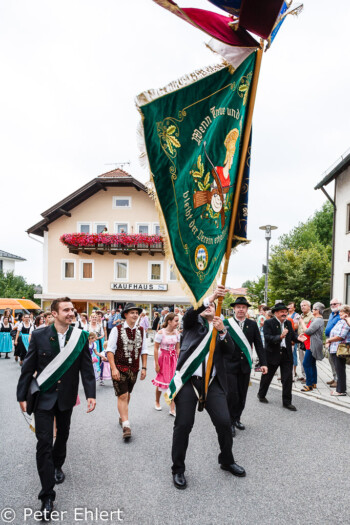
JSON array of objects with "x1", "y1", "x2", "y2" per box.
[
  {"x1": 235, "y1": 420, "x2": 245, "y2": 430},
  {"x1": 40, "y1": 498, "x2": 54, "y2": 522},
  {"x1": 231, "y1": 424, "x2": 236, "y2": 437},
  {"x1": 54, "y1": 467, "x2": 65, "y2": 484},
  {"x1": 283, "y1": 404, "x2": 297, "y2": 411},
  {"x1": 220, "y1": 462, "x2": 246, "y2": 477},
  {"x1": 173, "y1": 473, "x2": 187, "y2": 489},
  {"x1": 257, "y1": 394, "x2": 268, "y2": 403}
]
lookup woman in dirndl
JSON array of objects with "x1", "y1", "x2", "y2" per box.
[
  {"x1": 14, "y1": 313, "x2": 33, "y2": 365},
  {"x1": 152, "y1": 313, "x2": 180, "y2": 416},
  {"x1": 0, "y1": 316, "x2": 14, "y2": 358}
]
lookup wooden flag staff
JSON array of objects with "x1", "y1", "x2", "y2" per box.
[{"x1": 204, "y1": 43, "x2": 264, "y2": 397}]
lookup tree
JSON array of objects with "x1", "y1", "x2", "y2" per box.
[
  {"x1": 243, "y1": 202, "x2": 333, "y2": 308},
  {"x1": 242, "y1": 276, "x2": 265, "y2": 307},
  {"x1": 0, "y1": 271, "x2": 37, "y2": 301}
]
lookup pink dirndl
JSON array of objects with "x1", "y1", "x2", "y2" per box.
[{"x1": 152, "y1": 333, "x2": 179, "y2": 391}]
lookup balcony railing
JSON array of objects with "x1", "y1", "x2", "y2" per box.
[{"x1": 60, "y1": 233, "x2": 164, "y2": 256}]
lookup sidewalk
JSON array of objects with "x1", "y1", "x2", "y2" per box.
[
  {"x1": 147, "y1": 336, "x2": 350, "y2": 412},
  {"x1": 251, "y1": 357, "x2": 350, "y2": 412}
]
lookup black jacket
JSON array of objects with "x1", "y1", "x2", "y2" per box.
[
  {"x1": 17, "y1": 325, "x2": 96, "y2": 411},
  {"x1": 224, "y1": 317, "x2": 267, "y2": 374},
  {"x1": 263, "y1": 317, "x2": 299, "y2": 365},
  {"x1": 177, "y1": 304, "x2": 235, "y2": 394}
]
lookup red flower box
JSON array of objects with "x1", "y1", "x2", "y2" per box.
[{"x1": 60, "y1": 233, "x2": 163, "y2": 248}]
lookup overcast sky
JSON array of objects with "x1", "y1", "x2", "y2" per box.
[{"x1": 1, "y1": 0, "x2": 349, "y2": 289}]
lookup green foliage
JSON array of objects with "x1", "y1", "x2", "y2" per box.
[
  {"x1": 243, "y1": 276, "x2": 265, "y2": 307},
  {"x1": 243, "y1": 202, "x2": 333, "y2": 308},
  {"x1": 268, "y1": 202, "x2": 333, "y2": 307},
  {"x1": 0, "y1": 271, "x2": 37, "y2": 301},
  {"x1": 222, "y1": 292, "x2": 235, "y2": 310}
]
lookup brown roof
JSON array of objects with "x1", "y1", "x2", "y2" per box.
[
  {"x1": 98, "y1": 168, "x2": 131, "y2": 178},
  {"x1": 27, "y1": 170, "x2": 147, "y2": 237},
  {"x1": 229, "y1": 287, "x2": 248, "y2": 296}
]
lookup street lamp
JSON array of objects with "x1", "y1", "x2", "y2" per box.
[{"x1": 259, "y1": 225, "x2": 278, "y2": 305}]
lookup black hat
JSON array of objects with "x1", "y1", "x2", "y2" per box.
[
  {"x1": 271, "y1": 302, "x2": 289, "y2": 313},
  {"x1": 230, "y1": 296, "x2": 251, "y2": 308},
  {"x1": 121, "y1": 303, "x2": 143, "y2": 319}
]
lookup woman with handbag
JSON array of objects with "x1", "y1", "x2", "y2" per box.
[
  {"x1": 298, "y1": 302, "x2": 325, "y2": 392},
  {"x1": 325, "y1": 304, "x2": 350, "y2": 396}
]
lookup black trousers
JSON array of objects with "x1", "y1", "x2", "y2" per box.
[
  {"x1": 258, "y1": 358, "x2": 293, "y2": 405},
  {"x1": 171, "y1": 377, "x2": 234, "y2": 474},
  {"x1": 226, "y1": 371, "x2": 250, "y2": 423},
  {"x1": 331, "y1": 353, "x2": 347, "y2": 393},
  {"x1": 34, "y1": 402, "x2": 73, "y2": 501}
]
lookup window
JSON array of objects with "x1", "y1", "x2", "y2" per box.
[
  {"x1": 115, "y1": 222, "x2": 129, "y2": 234},
  {"x1": 137, "y1": 223, "x2": 150, "y2": 235},
  {"x1": 113, "y1": 196, "x2": 131, "y2": 208},
  {"x1": 149, "y1": 261, "x2": 163, "y2": 282},
  {"x1": 94, "y1": 222, "x2": 108, "y2": 234},
  {"x1": 347, "y1": 204, "x2": 350, "y2": 234},
  {"x1": 153, "y1": 223, "x2": 161, "y2": 235},
  {"x1": 62, "y1": 260, "x2": 76, "y2": 280},
  {"x1": 346, "y1": 274, "x2": 350, "y2": 303},
  {"x1": 80, "y1": 260, "x2": 94, "y2": 280},
  {"x1": 168, "y1": 264, "x2": 177, "y2": 282},
  {"x1": 114, "y1": 260, "x2": 129, "y2": 281},
  {"x1": 77, "y1": 222, "x2": 91, "y2": 234}
]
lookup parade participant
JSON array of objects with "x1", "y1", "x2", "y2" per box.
[
  {"x1": 106, "y1": 309, "x2": 117, "y2": 338},
  {"x1": 80, "y1": 313, "x2": 89, "y2": 331},
  {"x1": 34, "y1": 315, "x2": 45, "y2": 329},
  {"x1": 170, "y1": 285, "x2": 246, "y2": 491},
  {"x1": 223, "y1": 297, "x2": 267, "y2": 436},
  {"x1": 107, "y1": 303, "x2": 148, "y2": 441},
  {"x1": 14, "y1": 313, "x2": 33, "y2": 365},
  {"x1": 1, "y1": 308, "x2": 14, "y2": 324},
  {"x1": 257, "y1": 303, "x2": 299, "y2": 410},
  {"x1": 88, "y1": 332, "x2": 101, "y2": 380},
  {"x1": 17, "y1": 297, "x2": 96, "y2": 521},
  {"x1": 0, "y1": 316, "x2": 14, "y2": 358},
  {"x1": 152, "y1": 313, "x2": 180, "y2": 416}
]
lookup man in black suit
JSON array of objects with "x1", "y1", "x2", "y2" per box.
[
  {"x1": 257, "y1": 302, "x2": 299, "y2": 410},
  {"x1": 171, "y1": 285, "x2": 246, "y2": 490},
  {"x1": 17, "y1": 297, "x2": 96, "y2": 520},
  {"x1": 224, "y1": 297, "x2": 268, "y2": 436}
]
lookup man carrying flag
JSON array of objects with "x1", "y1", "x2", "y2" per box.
[
  {"x1": 17, "y1": 297, "x2": 96, "y2": 521},
  {"x1": 171, "y1": 285, "x2": 246, "y2": 490},
  {"x1": 223, "y1": 297, "x2": 267, "y2": 436}
]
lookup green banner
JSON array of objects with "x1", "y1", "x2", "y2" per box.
[{"x1": 137, "y1": 52, "x2": 256, "y2": 306}]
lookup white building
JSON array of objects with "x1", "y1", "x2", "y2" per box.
[
  {"x1": 0, "y1": 250, "x2": 26, "y2": 274},
  {"x1": 315, "y1": 150, "x2": 350, "y2": 302}
]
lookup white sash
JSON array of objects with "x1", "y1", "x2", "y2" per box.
[
  {"x1": 227, "y1": 317, "x2": 253, "y2": 360},
  {"x1": 37, "y1": 327, "x2": 82, "y2": 387}
]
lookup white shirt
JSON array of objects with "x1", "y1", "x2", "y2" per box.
[
  {"x1": 106, "y1": 321, "x2": 148, "y2": 355},
  {"x1": 276, "y1": 317, "x2": 286, "y2": 348},
  {"x1": 57, "y1": 328, "x2": 69, "y2": 351},
  {"x1": 192, "y1": 298, "x2": 226, "y2": 378}
]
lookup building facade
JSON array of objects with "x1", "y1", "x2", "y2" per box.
[
  {"x1": 28, "y1": 169, "x2": 190, "y2": 313},
  {"x1": 0, "y1": 250, "x2": 26, "y2": 273},
  {"x1": 315, "y1": 151, "x2": 350, "y2": 303}
]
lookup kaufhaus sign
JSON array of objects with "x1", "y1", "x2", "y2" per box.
[{"x1": 110, "y1": 283, "x2": 168, "y2": 291}]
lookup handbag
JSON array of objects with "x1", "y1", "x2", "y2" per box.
[
  {"x1": 336, "y1": 343, "x2": 350, "y2": 357},
  {"x1": 26, "y1": 377, "x2": 40, "y2": 416}
]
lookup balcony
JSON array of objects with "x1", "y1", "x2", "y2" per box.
[{"x1": 60, "y1": 233, "x2": 164, "y2": 256}]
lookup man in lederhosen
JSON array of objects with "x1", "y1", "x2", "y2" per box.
[{"x1": 107, "y1": 303, "x2": 148, "y2": 441}]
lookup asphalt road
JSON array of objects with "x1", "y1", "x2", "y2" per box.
[{"x1": 1, "y1": 355, "x2": 349, "y2": 525}]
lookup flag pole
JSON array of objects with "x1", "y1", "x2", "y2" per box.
[{"x1": 204, "y1": 42, "x2": 264, "y2": 397}]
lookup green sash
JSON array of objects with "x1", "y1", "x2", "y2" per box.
[
  {"x1": 38, "y1": 327, "x2": 88, "y2": 392},
  {"x1": 223, "y1": 318, "x2": 253, "y2": 369}
]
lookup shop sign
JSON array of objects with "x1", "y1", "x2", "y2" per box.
[{"x1": 111, "y1": 283, "x2": 168, "y2": 291}]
